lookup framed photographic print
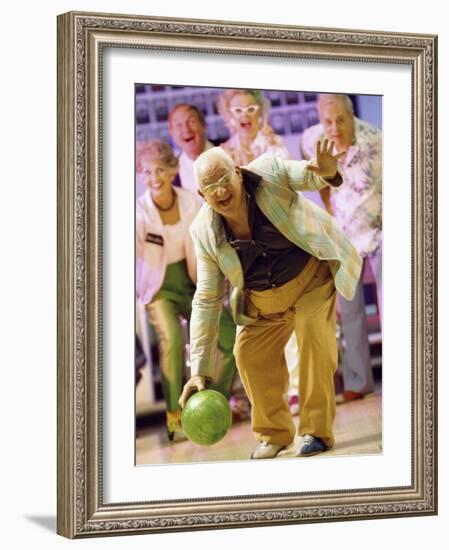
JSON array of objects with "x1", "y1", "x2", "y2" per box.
[
  {"x1": 57, "y1": 11, "x2": 437, "y2": 538},
  {"x1": 133, "y1": 85, "x2": 383, "y2": 467}
]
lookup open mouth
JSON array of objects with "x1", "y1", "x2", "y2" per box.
[
  {"x1": 218, "y1": 195, "x2": 232, "y2": 207},
  {"x1": 239, "y1": 121, "x2": 252, "y2": 130}
]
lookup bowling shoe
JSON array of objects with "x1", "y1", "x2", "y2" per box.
[
  {"x1": 335, "y1": 390, "x2": 375, "y2": 404},
  {"x1": 250, "y1": 441, "x2": 285, "y2": 459},
  {"x1": 167, "y1": 430, "x2": 187, "y2": 442},
  {"x1": 166, "y1": 410, "x2": 187, "y2": 442},
  {"x1": 288, "y1": 395, "x2": 300, "y2": 416},
  {"x1": 229, "y1": 395, "x2": 251, "y2": 422},
  {"x1": 335, "y1": 390, "x2": 364, "y2": 404},
  {"x1": 296, "y1": 435, "x2": 328, "y2": 457}
]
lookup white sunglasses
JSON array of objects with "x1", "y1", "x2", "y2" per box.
[
  {"x1": 202, "y1": 170, "x2": 233, "y2": 197},
  {"x1": 230, "y1": 104, "x2": 260, "y2": 117}
]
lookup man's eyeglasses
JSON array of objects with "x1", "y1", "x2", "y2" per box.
[
  {"x1": 202, "y1": 170, "x2": 233, "y2": 198},
  {"x1": 230, "y1": 104, "x2": 260, "y2": 117}
]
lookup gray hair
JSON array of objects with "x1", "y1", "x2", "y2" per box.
[
  {"x1": 317, "y1": 94, "x2": 354, "y2": 115},
  {"x1": 193, "y1": 147, "x2": 235, "y2": 188}
]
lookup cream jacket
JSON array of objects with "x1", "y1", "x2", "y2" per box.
[{"x1": 136, "y1": 187, "x2": 200, "y2": 305}]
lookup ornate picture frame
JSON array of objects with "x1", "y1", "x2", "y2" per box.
[{"x1": 57, "y1": 11, "x2": 437, "y2": 538}]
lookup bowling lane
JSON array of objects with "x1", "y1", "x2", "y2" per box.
[{"x1": 136, "y1": 390, "x2": 381, "y2": 465}]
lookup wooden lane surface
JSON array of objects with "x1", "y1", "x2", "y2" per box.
[{"x1": 136, "y1": 391, "x2": 381, "y2": 465}]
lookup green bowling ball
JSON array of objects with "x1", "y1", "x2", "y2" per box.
[{"x1": 181, "y1": 389, "x2": 232, "y2": 446}]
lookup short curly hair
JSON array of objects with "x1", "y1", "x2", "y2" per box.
[
  {"x1": 217, "y1": 89, "x2": 270, "y2": 132},
  {"x1": 136, "y1": 138, "x2": 179, "y2": 174}
]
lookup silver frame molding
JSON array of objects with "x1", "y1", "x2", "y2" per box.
[{"x1": 57, "y1": 11, "x2": 438, "y2": 538}]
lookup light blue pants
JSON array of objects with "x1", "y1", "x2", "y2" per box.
[{"x1": 338, "y1": 245, "x2": 382, "y2": 394}]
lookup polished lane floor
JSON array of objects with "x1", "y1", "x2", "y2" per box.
[{"x1": 136, "y1": 391, "x2": 382, "y2": 466}]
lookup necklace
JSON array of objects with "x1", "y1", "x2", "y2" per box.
[{"x1": 154, "y1": 191, "x2": 177, "y2": 212}]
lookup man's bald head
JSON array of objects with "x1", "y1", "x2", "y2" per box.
[
  {"x1": 193, "y1": 147, "x2": 245, "y2": 218},
  {"x1": 194, "y1": 147, "x2": 235, "y2": 191}
]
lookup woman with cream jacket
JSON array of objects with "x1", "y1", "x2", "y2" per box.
[{"x1": 136, "y1": 139, "x2": 236, "y2": 440}]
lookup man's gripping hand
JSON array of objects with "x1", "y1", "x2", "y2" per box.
[{"x1": 178, "y1": 375, "x2": 208, "y2": 408}]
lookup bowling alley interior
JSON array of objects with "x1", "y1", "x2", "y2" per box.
[{"x1": 135, "y1": 85, "x2": 382, "y2": 465}]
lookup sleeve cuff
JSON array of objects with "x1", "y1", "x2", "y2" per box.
[{"x1": 322, "y1": 171, "x2": 343, "y2": 187}]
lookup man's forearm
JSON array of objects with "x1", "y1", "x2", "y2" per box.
[
  {"x1": 319, "y1": 187, "x2": 334, "y2": 216},
  {"x1": 189, "y1": 301, "x2": 222, "y2": 379}
]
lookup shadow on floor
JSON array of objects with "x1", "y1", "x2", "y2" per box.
[{"x1": 25, "y1": 515, "x2": 56, "y2": 533}]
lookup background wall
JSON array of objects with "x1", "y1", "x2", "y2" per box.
[{"x1": 1, "y1": 1, "x2": 446, "y2": 548}]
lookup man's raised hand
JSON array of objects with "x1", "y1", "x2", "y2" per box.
[{"x1": 306, "y1": 139, "x2": 346, "y2": 179}]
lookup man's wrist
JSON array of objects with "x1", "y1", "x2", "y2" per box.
[
  {"x1": 322, "y1": 171, "x2": 343, "y2": 187},
  {"x1": 191, "y1": 374, "x2": 213, "y2": 383}
]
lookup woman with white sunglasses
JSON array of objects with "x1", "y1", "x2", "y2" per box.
[
  {"x1": 136, "y1": 139, "x2": 237, "y2": 441},
  {"x1": 217, "y1": 89, "x2": 290, "y2": 165}
]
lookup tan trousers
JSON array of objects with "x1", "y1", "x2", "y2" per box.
[{"x1": 234, "y1": 257, "x2": 337, "y2": 448}]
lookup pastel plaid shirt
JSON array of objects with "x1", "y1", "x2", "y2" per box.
[{"x1": 189, "y1": 154, "x2": 362, "y2": 378}]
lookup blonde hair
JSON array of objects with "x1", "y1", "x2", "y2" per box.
[{"x1": 136, "y1": 139, "x2": 178, "y2": 173}]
